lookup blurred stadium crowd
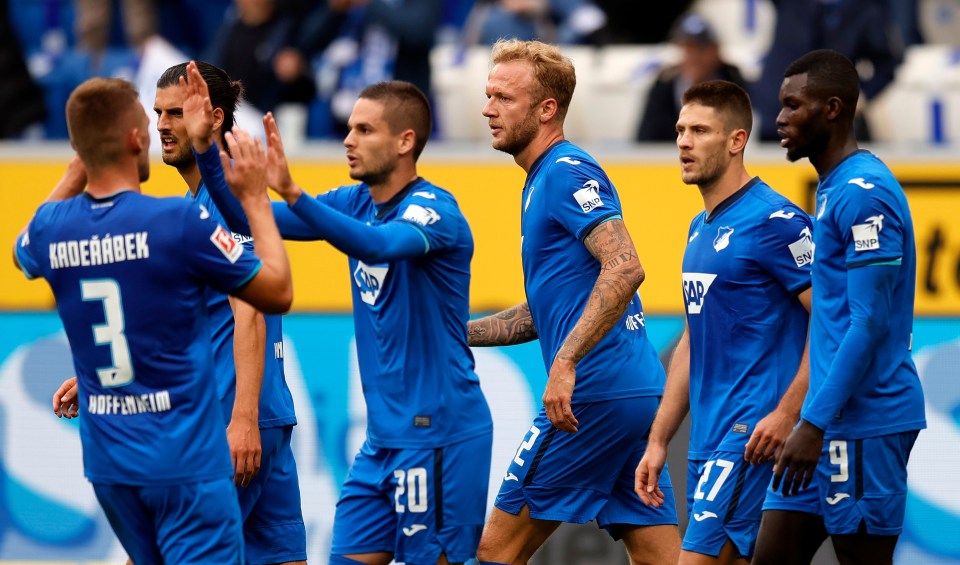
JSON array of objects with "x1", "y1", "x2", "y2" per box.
[{"x1": 2, "y1": 0, "x2": 959, "y2": 145}]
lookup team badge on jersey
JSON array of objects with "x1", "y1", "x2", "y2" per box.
[
  {"x1": 573, "y1": 180, "x2": 604, "y2": 212},
  {"x1": 210, "y1": 224, "x2": 242, "y2": 263},
  {"x1": 713, "y1": 227, "x2": 734, "y2": 251},
  {"x1": 852, "y1": 214, "x2": 884, "y2": 251},
  {"x1": 401, "y1": 204, "x2": 441, "y2": 226},
  {"x1": 354, "y1": 261, "x2": 389, "y2": 305},
  {"x1": 682, "y1": 273, "x2": 717, "y2": 314},
  {"x1": 789, "y1": 226, "x2": 814, "y2": 267}
]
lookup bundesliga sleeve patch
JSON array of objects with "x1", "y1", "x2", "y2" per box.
[
  {"x1": 573, "y1": 179, "x2": 604, "y2": 212},
  {"x1": 210, "y1": 224, "x2": 243, "y2": 263},
  {"x1": 851, "y1": 214, "x2": 884, "y2": 252},
  {"x1": 401, "y1": 204, "x2": 441, "y2": 226}
]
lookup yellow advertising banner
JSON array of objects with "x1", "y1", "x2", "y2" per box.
[{"x1": 3, "y1": 159, "x2": 959, "y2": 314}]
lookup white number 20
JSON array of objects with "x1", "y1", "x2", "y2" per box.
[
  {"x1": 394, "y1": 467, "x2": 428, "y2": 513},
  {"x1": 81, "y1": 279, "x2": 134, "y2": 387}
]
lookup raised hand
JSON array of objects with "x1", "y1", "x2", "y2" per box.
[
  {"x1": 263, "y1": 112, "x2": 301, "y2": 204},
  {"x1": 221, "y1": 127, "x2": 268, "y2": 203},
  {"x1": 180, "y1": 60, "x2": 217, "y2": 152}
]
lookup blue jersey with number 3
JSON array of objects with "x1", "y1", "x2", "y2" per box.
[
  {"x1": 15, "y1": 191, "x2": 262, "y2": 485},
  {"x1": 805, "y1": 150, "x2": 925, "y2": 439},
  {"x1": 682, "y1": 179, "x2": 811, "y2": 459},
  {"x1": 520, "y1": 141, "x2": 665, "y2": 402}
]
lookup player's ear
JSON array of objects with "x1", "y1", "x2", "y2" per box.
[
  {"x1": 397, "y1": 128, "x2": 416, "y2": 157},
  {"x1": 729, "y1": 128, "x2": 748, "y2": 155},
  {"x1": 824, "y1": 95, "x2": 843, "y2": 121},
  {"x1": 539, "y1": 98, "x2": 558, "y2": 123},
  {"x1": 211, "y1": 107, "x2": 225, "y2": 135}
]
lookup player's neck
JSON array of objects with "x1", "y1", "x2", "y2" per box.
[
  {"x1": 699, "y1": 164, "x2": 752, "y2": 215},
  {"x1": 179, "y1": 162, "x2": 202, "y2": 195},
  {"x1": 366, "y1": 161, "x2": 418, "y2": 204},
  {"x1": 810, "y1": 131, "x2": 859, "y2": 177},
  {"x1": 85, "y1": 165, "x2": 142, "y2": 198},
  {"x1": 514, "y1": 127, "x2": 564, "y2": 173}
]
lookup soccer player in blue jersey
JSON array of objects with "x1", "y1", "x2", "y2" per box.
[
  {"x1": 633, "y1": 80, "x2": 818, "y2": 565},
  {"x1": 770, "y1": 49, "x2": 926, "y2": 565},
  {"x1": 53, "y1": 61, "x2": 307, "y2": 565},
  {"x1": 15, "y1": 77, "x2": 293, "y2": 563},
  {"x1": 185, "y1": 75, "x2": 494, "y2": 565},
  {"x1": 468, "y1": 39, "x2": 680, "y2": 565}
]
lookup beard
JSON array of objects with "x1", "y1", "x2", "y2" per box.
[
  {"x1": 681, "y1": 151, "x2": 726, "y2": 187},
  {"x1": 161, "y1": 142, "x2": 195, "y2": 170},
  {"x1": 493, "y1": 108, "x2": 540, "y2": 156},
  {"x1": 786, "y1": 122, "x2": 831, "y2": 163},
  {"x1": 350, "y1": 158, "x2": 395, "y2": 187}
]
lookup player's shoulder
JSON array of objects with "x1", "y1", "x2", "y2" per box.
[
  {"x1": 744, "y1": 181, "x2": 808, "y2": 218},
  {"x1": 831, "y1": 151, "x2": 901, "y2": 194},
  {"x1": 542, "y1": 141, "x2": 604, "y2": 176},
  {"x1": 407, "y1": 178, "x2": 458, "y2": 206}
]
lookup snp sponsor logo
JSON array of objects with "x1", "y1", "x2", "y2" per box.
[
  {"x1": 852, "y1": 214, "x2": 884, "y2": 252},
  {"x1": 683, "y1": 273, "x2": 717, "y2": 314},
  {"x1": 713, "y1": 226, "x2": 734, "y2": 251},
  {"x1": 789, "y1": 226, "x2": 814, "y2": 267},
  {"x1": 232, "y1": 232, "x2": 253, "y2": 245},
  {"x1": 573, "y1": 180, "x2": 604, "y2": 212},
  {"x1": 401, "y1": 204, "x2": 441, "y2": 226},
  {"x1": 354, "y1": 261, "x2": 389, "y2": 305}
]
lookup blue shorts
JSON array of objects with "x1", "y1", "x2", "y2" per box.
[
  {"x1": 762, "y1": 472, "x2": 822, "y2": 516},
  {"x1": 237, "y1": 425, "x2": 306, "y2": 565},
  {"x1": 495, "y1": 397, "x2": 677, "y2": 536},
  {"x1": 816, "y1": 431, "x2": 919, "y2": 536},
  {"x1": 683, "y1": 453, "x2": 770, "y2": 558},
  {"x1": 331, "y1": 431, "x2": 492, "y2": 565},
  {"x1": 93, "y1": 477, "x2": 243, "y2": 565}
]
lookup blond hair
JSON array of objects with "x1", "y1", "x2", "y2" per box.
[
  {"x1": 66, "y1": 77, "x2": 142, "y2": 168},
  {"x1": 491, "y1": 39, "x2": 576, "y2": 121}
]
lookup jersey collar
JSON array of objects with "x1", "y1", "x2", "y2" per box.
[
  {"x1": 526, "y1": 140, "x2": 571, "y2": 182},
  {"x1": 819, "y1": 149, "x2": 871, "y2": 183},
  {"x1": 372, "y1": 177, "x2": 427, "y2": 220},
  {"x1": 705, "y1": 177, "x2": 760, "y2": 224}
]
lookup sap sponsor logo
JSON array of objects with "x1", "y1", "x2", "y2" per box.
[
  {"x1": 411, "y1": 191, "x2": 436, "y2": 200},
  {"x1": 848, "y1": 178, "x2": 875, "y2": 190},
  {"x1": 826, "y1": 493, "x2": 850, "y2": 505},
  {"x1": 683, "y1": 273, "x2": 718, "y2": 314},
  {"x1": 688, "y1": 231, "x2": 699, "y2": 243},
  {"x1": 211, "y1": 225, "x2": 242, "y2": 263},
  {"x1": 713, "y1": 226, "x2": 734, "y2": 251},
  {"x1": 198, "y1": 204, "x2": 210, "y2": 219},
  {"x1": 354, "y1": 261, "x2": 390, "y2": 305},
  {"x1": 504, "y1": 472, "x2": 519, "y2": 482},
  {"x1": 524, "y1": 185, "x2": 536, "y2": 212},
  {"x1": 402, "y1": 524, "x2": 428, "y2": 537},
  {"x1": 556, "y1": 156, "x2": 581, "y2": 165},
  {"x1": 625, "y1": 313, "x2": 645, "y2": 331},
  {"x1": 816, "y1": 196, "x2": 828, "y2": 220},
  {"x1": 573, "y1": 180, "x2": 604, "y2": 212},
  {"x1": 789, "y1": 226, "x2": 814, "y2": 267},
  {"x1": 401, "y1": 204, "x2": 441, "y2": 226},
  {"x1": 852, "y1": 214, "x2": 884, "y2": 252},
  {"x1": 693, "y1": 511, "x2": 718, "y2": 522},
  {"x1": 769, "y1": 210, "x2": 797, "y2": 220}
]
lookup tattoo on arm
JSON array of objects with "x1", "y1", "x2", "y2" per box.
[
  {"x1": 468, "y1": 302, "x2": 538, "y2": 347},
  {"x1": 556, "y1": 219, "x2": 644, "y2": 363}
]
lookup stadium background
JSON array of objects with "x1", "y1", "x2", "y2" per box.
[{"x1": 0, "y1": 0, "x2": 960, "y2": 565}]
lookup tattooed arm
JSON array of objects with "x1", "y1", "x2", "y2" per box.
[
  {"x1": 543, "y1": 218, "x2": 645, "y2": 433},
  {"x1": 468, "y1": 302, "x2": 538, "y2": 347}
]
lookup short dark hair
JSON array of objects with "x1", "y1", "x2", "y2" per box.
[
  {"x1": 157, "y1": 61, "x2": 244, "y2": 132},
  {"x1": 784, "y1": 49, "x2": 860, "y2": 121},
  {"x1": 358, "y1": 80, "x2": 432, "y2": 160},
  {"x1": 67, "y1": 77, "x2": 141, "y2": 168},
  {"x1": 681, "y1": 80, "x2": 753, "y2": 135}
]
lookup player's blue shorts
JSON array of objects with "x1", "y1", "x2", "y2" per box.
[
  {"x1": 331, "y1": 431, "x2": 492, "y2": 565},
  {"x1": 683, "y1": 453, "x2": 770, "y2": 558},
  {"x1": 237, "y1": 425, "x2": 306, "y2": 565},
  {"x1": 495, "y1": 396, "x2": 677, "y2": 537},
  {"x1": 93, "y1": 477, "x2": 243, "y2": 565},
  {"x1": 762, "y1": 470, "x2": 822, "y2": 516},
  {"x1": 815, "y1": 430, "x2": 919, "y2": 536}
]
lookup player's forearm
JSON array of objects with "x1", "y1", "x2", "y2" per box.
[
  {"x1": 776, "y1": 341, "x2": 810, "y2": 422},
  {"x1": 649, "y1": 327, "x2": 691, "y2": 446},
  {"x1": 230, "y1": 298, "x2": 264, "y2": 422},
  {"x1": 468, "y1": 302, "x2": 538, "y2": 346},
  {"x1": 239, "y1": 194, "x2": 293, "y2": 310}
]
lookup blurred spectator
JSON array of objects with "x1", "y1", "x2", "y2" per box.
[
  {"x1": 636, "y1": 14, "x2": 748, "y2": 142},
  {"x1": 592, "y1": 0, "x2": 693, "y2": 44},
  {"x1": 206, "y1": 0, "x2": 316, "y2": 113},
  {"x1": 752, "y1": 0, "x2": 903, "y2": 141},
  {"x1": 282, "y1": 0, "x2": 440, "y2": 137},
  {"x1": 0, "y1": 0, "x2": 47, "y2": 137},
  {"x1": 464, "y1": 0, "x2": 607, "y2": 45},
  {"x1": 74, "y1": 0, "x2": 157, "y2": 53}
]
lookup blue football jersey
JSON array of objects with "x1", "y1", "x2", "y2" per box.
[
  {"x1": 190, "y1": 185, "x2": 297, "y2": 429},
  {"x1": 804, "y1": 150, "x2": 925, "y2": 439},
  {"x1": 15, "y1": 191, "x2": 262, "y2": 485},
  {"x1": 317, "y1": 178, "x2": 492, "y2": 448},
  {"x1": 520, "y1": 141, "x2": 664, "y2": 402},
  {"x1": 682, "y1": 178, "x2": 811, "y2": 459}
]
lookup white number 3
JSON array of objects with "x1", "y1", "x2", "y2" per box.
[{"x1": 81, "y1": 279, "x2": 134, "y2": 387}]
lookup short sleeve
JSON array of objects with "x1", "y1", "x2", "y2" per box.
[
  {"x1": 757, "y1": 206, "x2": 814, "y2": 293},
  {"x1": 180, "y1": 202, "x2": 263, "y2": 293},
  {"x1": 394, "y1": 191, "x2": 457, "y2": 252},
  {"x1": 834, "y1": 181, "x2": 906, "y2": 268},
  {"x1": 546, "y1": 159, "x2": 621, "y2": 241}
]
